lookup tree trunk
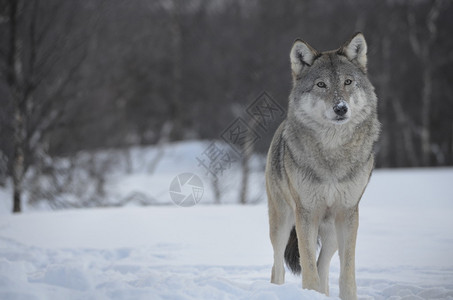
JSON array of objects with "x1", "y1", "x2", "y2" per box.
[
  {"x1": 377, "y1": 36, "x2": 391, "y2": 167},
  {"x1": 391, "y1": 100, "x2": 419, "y2": 166},
  {"x1": 8, "y1": 0, "x2": 25, "y2": 213},
  {"x1": 407, "y1": 0, "x2": 442, "y2": 166},
  {"x1": 420, "y1": 65, "x2": 432, "y2": 166},
  {"x1": 239, "y1": 118, "x2": 257, "y2": 205},
  {"x1": 12, "y1": 105, "x2": 25, "y2": 213},
  {"x1": 169, "y1": 0, "x2": 183, "y2": 140},
  {"x1": 211, "y1": 177, "x2": 221, "y2": 205},
  {"x1": 239, "y1": 153, "x2": 249, "y2": 205}
]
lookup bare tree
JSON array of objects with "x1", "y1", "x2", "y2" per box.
[
  {"x1": 239, "y1": 117, "x2": 258, "y2": 205},
  {"x1": 210, "y1": 176, "x2": 222, "y2": 204},
  {"x1": 148, "y1": 121, "x2": 173, "y2": 174},
  {"x1": 407, "y1": 0, "x2": 449, "y2": 166},
  {"x1": 375, "y1": 36, "x2": 392, "y2": 167},
  {"x1": 6, "y1": 0, "x2": 25, "y2": 213},
  {"x1": 169, "y1": 0, "x2": 183, "y2": 140},
  {"x1": 391, "y1": 100, "x2": 419, "y2": 166},
  {"x1": 2, "y1": 0, "x2": 97, "y2": 212}
]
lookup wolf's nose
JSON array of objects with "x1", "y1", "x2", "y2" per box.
[{"x1": 333, "y1": 103, "x2": 348, "y2": 116}]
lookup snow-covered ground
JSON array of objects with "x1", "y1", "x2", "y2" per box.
[
  {"x1": 0, "y1": 141, "x2": 266, "y2": 212},
  {"x1": 1, "y1": 142, "x2": 453, "y2": 299}
]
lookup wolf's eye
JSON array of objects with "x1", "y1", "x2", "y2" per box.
[
  {"x1": 316, "y1": 82, "x2": 326, "y2": 88},
  {"x1": 344, "y1": 79, "x2": 353, "y2": 85}
]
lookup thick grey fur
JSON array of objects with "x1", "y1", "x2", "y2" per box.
[{"x1": 266, "y1": 33, "x2": 380, "y2": 300}]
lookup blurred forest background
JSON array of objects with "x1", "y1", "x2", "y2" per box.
[{"x1": 1, "y1": 0, "x2": 452, "y2": 212}]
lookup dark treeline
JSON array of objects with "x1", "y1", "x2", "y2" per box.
[{"x1": 1, "y1": 0, "x2": 453, "y2": 196}]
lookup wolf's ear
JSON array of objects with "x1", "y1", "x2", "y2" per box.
[
  {"x1": 341, "y1": 32, "x2": 368, "y2": 72},
  {"x1": 290, "y1": 39, "x2": 318, "y2": 76}
]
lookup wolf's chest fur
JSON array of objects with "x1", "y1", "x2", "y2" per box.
[{"x1": 281, "y1": 121, "x2": 374, "y2": 208}]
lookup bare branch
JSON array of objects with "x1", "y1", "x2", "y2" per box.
[
  {"x1": 407, "y1": 11, "x2": 422, "y2": 58},
  {"x1": 426, "y1": 0, "x2": 443, "y2": 43},
  {"x1": 28, "y1": 45, "x2": 88, "y2": 147},
  {"x1": 26, "y1": 0, "x2": 38, "y2": 94}
]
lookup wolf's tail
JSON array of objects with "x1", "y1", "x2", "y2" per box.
[
  {"x1": 284, "y1": 226, "x2": 321, "y2": 275},
  {"x1": 284, "y1": 226, "x2": 301, "y2": 275}
]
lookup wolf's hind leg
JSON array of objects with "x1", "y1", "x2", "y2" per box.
[
  {"x1": 317, "y1": 219, "x2": 338, "y2": 296},
  {"x1": 269, "y1": 199, "x2": 293, "y2": 285}
]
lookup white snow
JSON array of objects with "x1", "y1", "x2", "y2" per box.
[
  {"x1": 0, "y1": 142, "x2": 453, "y2": 299},
  {"x1": 0, "y1": 141, "x2": 265, "y2": 212}
]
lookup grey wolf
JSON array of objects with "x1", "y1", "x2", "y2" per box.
[{"x1": 265, "y1": 33, "x2": 380, "y2": 300}]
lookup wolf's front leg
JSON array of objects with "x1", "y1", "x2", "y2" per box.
[
  {"x1": 295, "y1": 207, "x2": 321, "y2": 292},
  {"x1": 336, "y1": 206, "x2": 359, "y2": 300},
  {"x1": 270, "y1": 222, "x2": 292, "y2": 284},
  {"x1": 317, "y1": 219, "x2": 338, "y2": 296},
  {"x1": 269, "y1": 199, "x2": 293, "y2": 285}
]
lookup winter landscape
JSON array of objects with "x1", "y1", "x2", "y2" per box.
[
  {"x1": 1, "y1": 142, "x2": 453, "y2": 300},
  {"x1": 2, "y1": 1, "x2": 453, "y2": 299}
]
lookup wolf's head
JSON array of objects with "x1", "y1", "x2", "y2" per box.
[{"x1": 288, "y1": 33, "x2": 377, "y2": 129}]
